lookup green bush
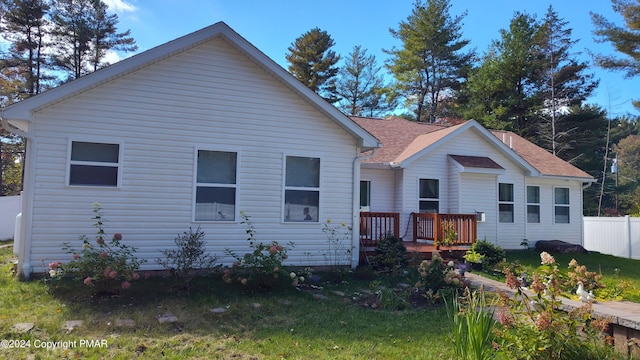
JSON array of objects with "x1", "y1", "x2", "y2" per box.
[
  {"x1": 156, "y1": 226, "x2": 218, "y2": 291},
  {"x1": 471, "y1": 240, "x2": 505, "y2": 269},
  {"x1": 371, "y1": 233, "x2": 407, "y2": 273},
  {"x1": 495, "y1": 252, "x2": 618, "y2": 359},
  {"x1": 415, "y1": 251, "x2": 465, "y2": 300},
  {"x1": 223, "y1": 211, "x2": 297, "y2": 291},
  {"x1": 53, "y1": 203, "x2": 145, "y2": 294},
  {"x1": 446, "y1": 288, "x2": 496, "y2": 360}
]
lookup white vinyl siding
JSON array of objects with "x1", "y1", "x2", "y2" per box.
[
  {"x1": 67, "y1": 140, "x2": 122, "y2": 187},
  {"x1": 25, "y1": 37, "x2": 359, "y2": 272}
]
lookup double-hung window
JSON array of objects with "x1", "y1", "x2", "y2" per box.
[
  {"x1": 554, "y1": 187, "x2": 570, "y2": 224},
  {"x1": 499, "y1": 183, "x2": 514, "y2": 223},
  {"x1": 68, "y1": 141, "x2": 121, "y2": 187},
  {"x1": 527, "y1": 186, "x2": 540, "y2": 223},
  {"x1": 284, "y1": 156, "x2": 320, "y2": 222},
  {"x1": 195, "y1": 150, "x2": 237, "y2": 221},
  {"x1": 419, "y1": 179, "x2": 439, "y2": 213},
  {"x1": 360, "y1": 180, "x2": 371, "y2": 211}
]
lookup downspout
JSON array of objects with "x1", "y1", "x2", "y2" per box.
[
  {"x1": 581, "y1": 181, "x2": 593, "y2": 247},
  {"x1": 1, "y1": 118, "x2": 34, "y2": 279},
  {"x1": 351, "y1": 148, "x2": 377, "y2": 269}
]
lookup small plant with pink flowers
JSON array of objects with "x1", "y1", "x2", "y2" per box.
[
  {"x1": 494, "y1": 251, "x2": 615, "y2": 359},
  {"x1": 223, "y1": 211, "x2": 296, "y2": 291},
  {"x1": 53, "y1": 203, "x2": 145, "y2": 294}
]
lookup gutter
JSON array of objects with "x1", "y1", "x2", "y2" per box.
[{"x1": 351, "y1": 148, "x2": 377, "y2": 268}]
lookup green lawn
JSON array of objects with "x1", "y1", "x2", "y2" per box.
[
  {"x1": 502, "y1": 249, "x2": 640, "y2": 303},
  {"x1": 3, "y1": 243, "x2": 639, "y2": 359},
  {"x1": 0, "y1": 245, "x2": 454, "y2": 360}
]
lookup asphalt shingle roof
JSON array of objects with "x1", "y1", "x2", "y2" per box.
[{"x1": 352, "y1": 116, "x2": 593, "y2": 180}]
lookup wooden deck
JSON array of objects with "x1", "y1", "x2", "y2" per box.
[{"x1": 359, "y1": 211, "x2": 476, "y2": 263}]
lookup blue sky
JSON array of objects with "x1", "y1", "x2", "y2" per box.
[{"x1": 107, "y1": 0, "x2": 639, "y2": 117}]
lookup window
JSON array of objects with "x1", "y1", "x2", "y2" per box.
[
  {"x1": 195, "y1": 150, "x2": 237, "y2": 221},
  {"x1": 419, "y1": 179, "x2": 439, "y2": 213},
  {"x1": 499, "y1": 183, "x2": 514, "y2": 223},
  {"x1": 69, "y1": 141, "x2": 120, "y2": 187},
  {"x1": 360, "y1": 180, "x2": 371, "y2": 210},
  {"x1": 527, "y1": 186, "x2": 540, "y2": 223},
  {"x1": 554, "y1": 187, "x2": 570, "y2": 224},
  {"x1": 284, "y1": 156, "x2": 320, "y2": 222}
]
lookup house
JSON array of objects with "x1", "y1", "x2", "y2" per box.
[
  {"x1": 353, "y1": 116, "x2": 595, "y2": 250},
  {"x1": 1, "y1": 22, "x2": 380, "y2": 278}
]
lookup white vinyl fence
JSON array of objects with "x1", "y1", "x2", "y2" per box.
[
  {"x1": 0, "y1": 195, "x2": 22, "y2": 240},
  {"x1": 583, "y1": 216, "x2": 640, "y2": 259}
]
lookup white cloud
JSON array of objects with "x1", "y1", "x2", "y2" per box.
[{"x1": 103, "y1": 0, "x2": 137, "y2": 13}]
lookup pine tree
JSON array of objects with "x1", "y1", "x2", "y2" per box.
[
  {"x1": 50, "y1": 0, "x2": 136, "y2": 81},
  {"x1": 385, "y1": 0, "x2": 474, "y2": 122},
  {"x1": 464, "y1": 12, "x2": 542, "y2": 136},
  {"x1": 285, "y1": 27, "x2": 340, "y2": 103},
  {"x1": 336, "y1": 46, "x2": 395, "y2": 117},
  {"x1": 536, "y1": 6, "x2": 598, "y2": 155},
  {"x1": 591, "y1": 0, "x2": 640, "y2": 109},
  {"x1": 0, "y1": 0, "x2": 51, "y2": 96}
]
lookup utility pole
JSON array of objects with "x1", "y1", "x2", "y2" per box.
[{"x1": 611, "y1": 153, "x2": 619, "y2": 214}]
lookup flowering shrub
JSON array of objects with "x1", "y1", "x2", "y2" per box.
[
  {"x1": 494, "y1": 252, "x2": 615, "y2": 359},
  {"x1": 414, "y1": 251, "x2": 465, "y2": 302},
  {"x1": 567, "y1": 258, "x2": 604, "y2": 293},
  {"x1": 223, "y1": 211, "x2": 296, "y2": 290},
  {"x1": 54, "y1": 203, "x2": 145, "y2": 293}
]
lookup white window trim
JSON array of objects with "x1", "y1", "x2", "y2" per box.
[
  {"x1": 66, "y1": 138, "x2": 123, "y2": 189},
  {"x1": 526, "y1": 185, "x2": 540, "y2": 224},
  {"x1": 360, "y1": 180, "x2": 371, "y2": 211},
  {"x1": 553, "y1": 186, "x2": 570, "y2": 224},
  {"x1": 418, "y1": 178, "x2": 440, "y2": 213},
  {"x1": 192, "y1": 146, "x2": 240, "y2": 223},
  {"x1": 282, "y1": 153, "x2": 322, "y2": 223},
  {"x1": 498, "y1": 183, "x2": 514, "y2": 223}
]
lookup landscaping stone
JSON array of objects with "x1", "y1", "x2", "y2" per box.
[
  {"x1": 157, "y1": 313, "x2": 178, "y2": 323},
  {"x1": 210, "y1": 307, "x2": 226, "y2": 314},
  {"x1": 332, "y1": 291, "x2": 346, "y2": 297},
  {"x1": 312, "y1": 293, "x2": 328, "y2": 300},
  {"x1": 11, "y1": 323, "x2": 34, "y2": 333},
  {"x1": 115, "y1": 319, "x2": 135, "y2": 327},
  {"x1": 252, "y1": 303, "x2": 261, "y2": 309},
  {"x1": 62, "y1": 320, "x2": 84, "y2": 332}
]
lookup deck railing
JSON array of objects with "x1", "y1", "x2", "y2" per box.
[
  {"x1": 412, "y1": 213, "x2": 477, "y2": 246},
  {"x1": 359, "y1": 212, "x2": 400, "y2": 247}
]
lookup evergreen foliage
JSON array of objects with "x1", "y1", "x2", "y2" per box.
[
  {"x1": 591, "y1": 0, "x2": 640, "y2": 109},
  {"x1": 285, "y1": 27, "x2": 340, "y2": 103},
  {"x1": 336, "y1": 46, "x2": 396, "y2": 117},
  {"x1": 50, "y1": 0, "x2": 137, "y2": 81},
  {"x1": 371, "y1": 234, "x2": 407, "y2": 273},
  {"x1": 385, "y1": 0, "x2": 474, "y2": 122}
]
